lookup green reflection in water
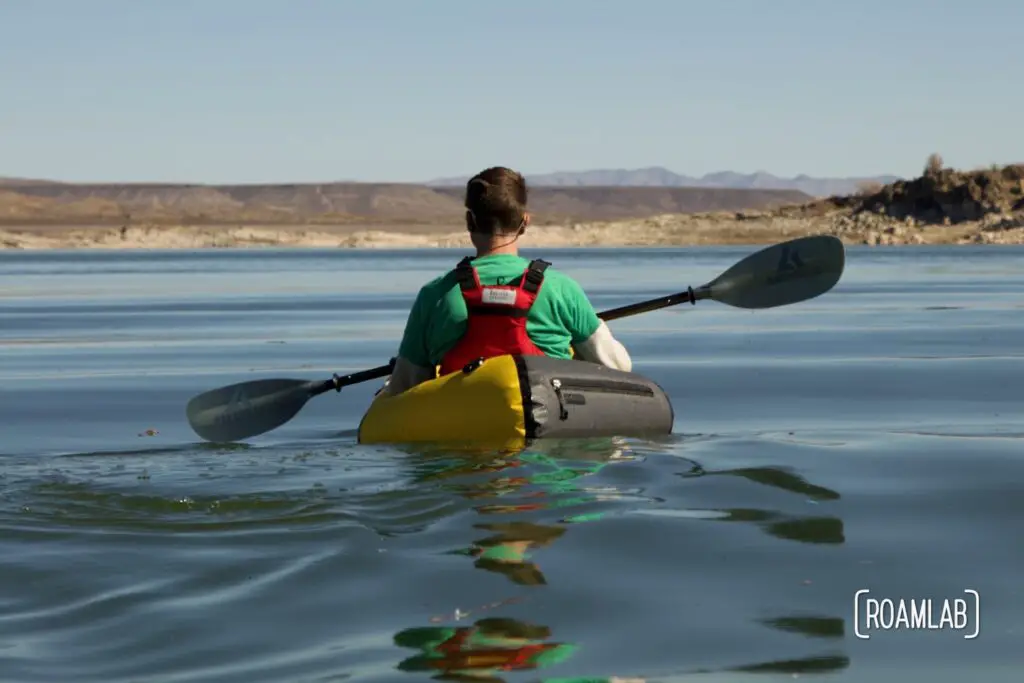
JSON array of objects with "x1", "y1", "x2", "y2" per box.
[
  {"x1": 410, "y1": 437, "x2": 641, "y2": 586},
  {"x1": 394, "y1": 617, "x2": 578, "y2": 681},
  {"x1": 393, "y1": 438, "x2": 849, "y2": 680}
]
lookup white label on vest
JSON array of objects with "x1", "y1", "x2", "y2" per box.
[{"x1": 481, "y1": 288, "x2": 517, "y2": 305}]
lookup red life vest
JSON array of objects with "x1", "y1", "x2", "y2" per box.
[{"x1": 438, "y1": 256, "x2": 551, "y2": 376}]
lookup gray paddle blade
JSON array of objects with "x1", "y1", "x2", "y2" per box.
[
  {"x1": 707, "y1": 235, "x2": 845, "y2": 309},
  {"x1": 186, "y1": 378, "x2": 320, "y2": 442}
]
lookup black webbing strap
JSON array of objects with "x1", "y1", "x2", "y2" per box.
[
  {"x1": 521, "y1": 259, "x2": 550, "y2": 293},
  {"x1": 454, "y1": 256, "x2": 476, "y2": 291}
]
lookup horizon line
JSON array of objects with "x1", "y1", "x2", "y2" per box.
[{"x1": 0, "y1": 166, "x2": 906, "y2": 187}]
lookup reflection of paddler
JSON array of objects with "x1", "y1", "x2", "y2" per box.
[
  {"x1": 470, "y1": 453, "x2": 614, "y2": 517},
  {"x1": 415, "y1": 450, "x2": 612, "y2": 513},
  {"x1": 394, "y1": 618, "x2": 577, "y2": 675},
  {"x1": 469, "y1": 522, "x2": 566, "y2": 585},
  {"x1": 459, "y1": 476, "x2": 540, "y2": 502},
  {"x1": 414, "y1": 454, "x2": 526, "y2": 484},
  {"x1": 407, "y1": 437, "x2": 632, "y2": 490}
]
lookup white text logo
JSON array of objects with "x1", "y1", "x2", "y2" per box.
[{"x1": 853, "y1": 589, "x2": 979, "y2": 639}]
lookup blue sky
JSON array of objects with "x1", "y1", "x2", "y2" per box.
[{"x1": 1, "y1": 0, "x2": 1021, "y2": 184}]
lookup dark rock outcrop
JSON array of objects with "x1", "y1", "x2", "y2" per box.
[{"x1": 824, "y1": 157, "x2": 1024, "y2": 225}]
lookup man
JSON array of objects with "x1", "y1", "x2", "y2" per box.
[{"x1": 382, "y1": 166, "x2": 632, "y2": 395}]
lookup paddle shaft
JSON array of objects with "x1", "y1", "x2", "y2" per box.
[
  {"x1": 310, "y1": 358, "x2": 397, "y2": 398},
  {"x1": 598, "y1": 285, "x2": 709, "y2": 321},
  {"x1": 312, "y1": 285, "x2": 710, "y2": 397}
]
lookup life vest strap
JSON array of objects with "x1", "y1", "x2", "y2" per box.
[
  {"x1": 521, "y1": 259, "x2": 549, "y2": 293},
  {"x1": 454, "y1": 256, "x2": 478, "y2": 291},
  {"x1": 453, "y1": 257, "x2": 550, "y2": 293}
]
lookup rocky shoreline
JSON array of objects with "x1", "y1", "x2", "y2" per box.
[
  {"x1": 2, "y1": 157, "x2": 1022, "y2": 249},
  {"x1": 792, "y1": 154, "x2": 1024, "y2": 245},
  {"x1": 2, "y1": 209, "x2": 1020, "y2": 250}
]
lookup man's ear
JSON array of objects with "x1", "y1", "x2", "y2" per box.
[{"x1": 519, "y1": 212, "x2": 531, "y2": 234}]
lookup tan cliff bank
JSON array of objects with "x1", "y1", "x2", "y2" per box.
[{"x1": 2, "y1": 156, "x2": 1022, "y2": 249}]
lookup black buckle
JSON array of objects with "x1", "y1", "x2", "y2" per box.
[
  {"x1": 454, "y1": 256, "x2": 475, "y2": 291},
  {"x1": 462, "y1": 357, "x2": 485, "y2": 374},
  {"x1": 522, "y1": 259, "x2": 549, "y2": 293}
]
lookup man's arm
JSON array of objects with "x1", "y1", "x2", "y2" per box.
[
  {"x1": 573, "y1": 319, "x2": 632, "y2": 372},
  {"x1": 378, "y1": 287, "x2": 438, "y2": 396},
  {"x1": 378, "y1": 356, "x2": 436, "y2": 396},
  {"x1": 562, "y1": 279, "x2": 633, "y2": 372}
]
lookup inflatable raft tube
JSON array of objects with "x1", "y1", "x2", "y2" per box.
[{"x1": 357, "y1": 354, "x2": 674, "y2": 446}]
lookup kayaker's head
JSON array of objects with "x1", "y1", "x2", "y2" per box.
[{"x1": 464, "y1": 166, "x2": 530, "y2": 257}]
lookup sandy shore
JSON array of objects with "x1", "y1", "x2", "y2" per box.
[{"x1": 2, "y1": 208, "x2": 1023, "y2": 250}]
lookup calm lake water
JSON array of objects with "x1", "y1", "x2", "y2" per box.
[{"x1": 1, "y1": 245, "x2": 1022, "y2": 682}]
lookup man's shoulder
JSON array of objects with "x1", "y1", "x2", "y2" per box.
[
  {"x1": 481, "y1": 257, "x2": 582, "y2": 297},
  {"x1": 401, "y1": 273, "x2": 453, "y2": 320},
  {"x1": 532, "y1": 260, "x2": 583, "y2": 294},
  {"x1": 417, "y1": 268, "x2": 460, "y2": 297}
]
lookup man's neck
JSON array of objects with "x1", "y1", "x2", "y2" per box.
[
  {"x1": 472, "y1": 233, "x2": 521, "y2": 258},
  {"x1": 475, "y1": 245, "x2": 519, "y2": 258}
]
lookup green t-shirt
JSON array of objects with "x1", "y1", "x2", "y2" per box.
[{"x1": 397, "y1": 254, "x2": 602, "y2": 368}]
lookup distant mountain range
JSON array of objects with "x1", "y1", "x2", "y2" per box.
[
  {"x1": 427, "y1": 166, "x2": 901, "y2": 197},
  {"x1": 0, "y1": 166, "x2": 899, "y2": 227},
  {"x1": 0, "y1": 180, "x2": 808, "y2": 227},
  {"x1": 0, "y1": 176, "x2": 64, "y2": 186}
]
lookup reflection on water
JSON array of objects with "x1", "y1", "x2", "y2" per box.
[
  {"x1": 761, "y1": 615, "x2": 844, "y2": 639},
  {"x1": 713, "y1": 466, "x2": 842, "y2": 501},
  {"x1": 671, "y1": 464, "x2": 845, "y2": 544},
  {"x1": 395, "y1": 439, "x2": 852, "y2": 679},
  {"x1": 463, "y1": 521, "x2": 566, "y2": 586},
  {"x1": 729, "y1": 653, "x2": 849, "y2": 675},
  {"x1": 636, "y1": 508, "x2": 846, "y2": 545},
  {"x1": 410, "y1": 437, "x2": 640, "y2": 586},
  {"x1": 2, "y1": 432, "x2": 857, "y2": 680},
  {"x1": 390, "y1": 439, "x2": 637, "y2": 679},
  {"x1": 394, "y1": 617, "x2": 578, "y2": 681},
  {"x1": 738, "y1": 616, "x2": 849, "y2": 674},
  {"x1": 393, "y1": 612, "x2": 849, "y2": 682}
]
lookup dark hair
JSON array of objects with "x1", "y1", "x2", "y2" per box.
[{"x1": 464, "y1": 166, "x2": 528, "y2": 234}]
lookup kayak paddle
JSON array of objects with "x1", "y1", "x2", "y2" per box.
[
  {"x1": 598, "y1": 233, "x2": 845, "y2": 319},
  {"x1": 184, "y1": 362, "x2": 397, "y2": 444},
  {"x1": 186, "y1": 234, "x2": 845, "y2": 442}
]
